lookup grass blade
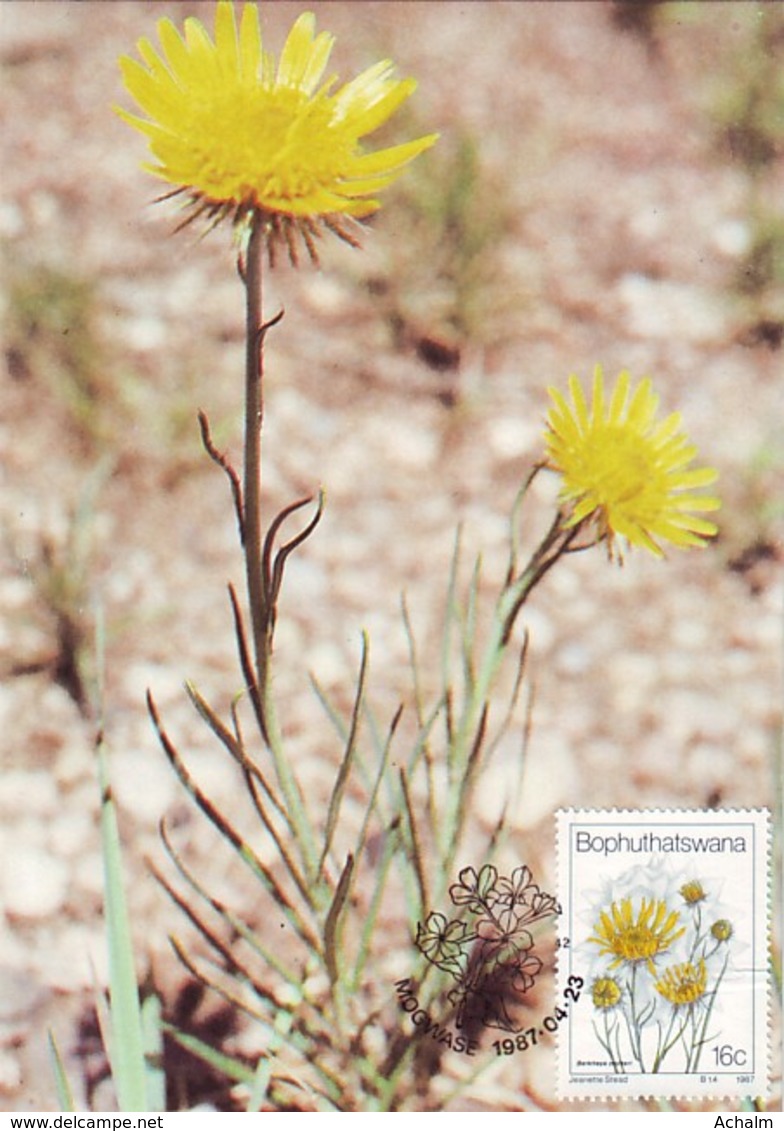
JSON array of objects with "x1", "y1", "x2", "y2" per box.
[
  {"x1": 97, "y1": 732, "x2": 148, "y2": 1111},
  {"x1": 141, "y1": 993, "x2": 166, "y2": 1113},
  {"x1": 48, "y1": 1030, "x2": 76, "y2": 1112}
]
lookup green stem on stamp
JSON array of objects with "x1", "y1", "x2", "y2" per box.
[
  {"x1": 652, "y1": 1006, "x2": 690, "y2": 1073},
  {"x1": 692, "y1": 951, "x2": 729, "y2": 1073},
  {"x1": 594, "y1": 1014, "x2": 622, "y2": 1074},
  {"x1": 687, "y1": 905, "x2": 705, "y2": 964},
  {"x1": 625, "y1": 966, "x2": 648, "y2": 1073},
  {"x1": 611, "y1": 1012, "x2": 624, "y2": 1073},
  {"x1": 685, "y1": 1005, "x2": 701, "y2": 1073}
]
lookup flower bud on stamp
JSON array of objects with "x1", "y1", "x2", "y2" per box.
[{"x1": 556, "y1": 809, "x2": 770, "y2": 1100}]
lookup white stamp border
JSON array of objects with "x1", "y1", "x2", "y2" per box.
[{"x1": 556, "y1": 808, "x2": 770, "y2": 1100}]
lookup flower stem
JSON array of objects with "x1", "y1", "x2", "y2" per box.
[
  {"x1": 692, "y1": 951, "x2": 729, "y2": 1072},
  {"x1": 243, "y1": 222, "x2": 266, "y2": 689},
  {"x1": 439, "y1": 517, "x2": 579, "y2": 869},
  {"x1": 242, "y1": 219, "x2": 318, "y2": 879}
]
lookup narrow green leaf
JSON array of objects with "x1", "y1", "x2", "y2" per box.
[
  {"x1": 350, "y1": 822, "x2": 400, "y2": 992},
  {"x1": 506, "y1": 463, "x2": 543, "y2": 583},
  {"x1": 163, "y1": 1023, "x2": 256, "y2": 1085},
  {"x1": 245, "y1": 1004, "x2": 295, "y2": 1111},
  {"x1": 448, "y1": 702, "x2": 489, "y2": 865},
  {"x1": 97, "y1": 735, "x2": 148, "y2": 1111},
  {"x1": 246, "y1": 1054, "x2": 273, "y2": 1112},
  {"x1": 184, "y1": 681, "x2": 312, "y2": 906},
  {"x1": 485, "y1": 630, "x2": 530, "y2": 761},
  {"x1": 162, "y1": 949, "x2": 343, "y2": 1105},
  {"x1": 48, "y1": 1030, "x2": 76, "y2": 1113},
  {"x1": 242, "y1": 770, "x2": 314, "y2": 908},
  {"x1": 352, "y1": 703, "x2": 402, "y2": 868},
  {"x1": 461, "y1": 553, "x2": 483, "y2": 692},
  {"x1": 309, "y1": 675, "x2": 351, "y2": 743},
  {"x1": 324, "y1": 853, "x2": 354, "y2": 984},
  {"x1": 156, "y1": 865, "x2": 297, "y2": 1017},
  {"x1": 167, "y1": 937, "x2": 272, "y2": 1029},
  {"x1": 400, "y1": 595, "x2": 425, "y2": 728},
  {"x1": 401, "y1": 597, "x2": 441, "y2": 839},
  {"x1": 440, "y1": 526, "x2": 463, "y2": 704},
  {"x1": 149, "y1": 692, "x2": 322, "y2": 953},
  {"x1": 399, "y1": 768, "x2": 428, "y2": 918},
  {"x1": 158, "y1": 820, "x2": 311, "y2": 984},
  {"x1": 319, "y1": 634, "x2": 369, "y2": 876},
  {"x1": 141, "y1": 993, "x2": 166, "y2": 1113},
  {"x1": 227, "y1": 582, "x2": 266, "y2": 741}
]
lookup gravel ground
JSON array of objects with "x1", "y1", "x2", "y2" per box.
[{"x1": 1, "y1": 0, "x2": 782, "y2": 1112}]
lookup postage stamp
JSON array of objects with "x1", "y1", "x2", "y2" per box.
[{"x1": 556, "y1": 809, "x2": 770, "y2": 1100}]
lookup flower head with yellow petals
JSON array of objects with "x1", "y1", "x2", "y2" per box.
[
  {"x1": 117, "y1": 2, "x2": 437, "y2": 260},
  {"x1": 544, "y1": 366, "x2": 720, "y2": 559},
  {"x1": 587, "y1": 897, "x2": 686, "y2": 975},
  {"x1": 591, "y1": 976, "x2": 623, "y2": 1011},
  {"x1": 679, "y1": 880, "x2": 708, "y2": 905},
  {"x1": 654, "y1": 959, "x2": 708, "y2": 1008},
  {"x1": 710, "y1": 919, "x2": 733, "y2": 943}
]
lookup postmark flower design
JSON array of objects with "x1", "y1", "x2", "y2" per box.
[{"x1": 415, "y1": 864, "x2": 559, "y2": 1033}]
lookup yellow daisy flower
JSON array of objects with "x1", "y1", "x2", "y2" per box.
[
  {"x1": 591, "y1": 976, "x2": 623, "y2": 1010},
  {"x1": 587, "y1": 897, "x2": 686, "y2": 974},
  {"x1": 116, "y1": 2, "x2": 437, "y2": 258},
  {"x1": 679, "y1": 880, "x2": 707, "y2": 905},
  {"x1": 654, "y1": 959, "x2": 708, "y2": 1007},
  {"x1": 544, "y1": 366, "x2": 720, "y2": 558},
  {"x1": 710, "y1": 918, "x2": 733, "y2": 943}
]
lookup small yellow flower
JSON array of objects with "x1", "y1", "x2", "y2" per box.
[
  {"x1": 591, "y1": 976, "x2": 623, "y2": 1010},
  {"x1": 544, "y1": 366, "x2": 720, "y2": 558},
  {"x1": 654, "y1": 959, "x2": 708, "y2": 1007},
  {"x1": 117, "y1": 2, "x2": 437, "y2": 258},
  {"x1": 679, "y1": 880, "x2": 707, "y2": 905},
  {"x1": 711, "y1": 919, "x2": 734, "y2": 942},
  {"x1": 587, "y1": 897, "x2": 686, "y2": 974}
]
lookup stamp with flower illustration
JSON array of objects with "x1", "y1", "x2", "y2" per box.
[{"x1": 556, "y1": 809, "x2": 770, "y2": 1100}]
